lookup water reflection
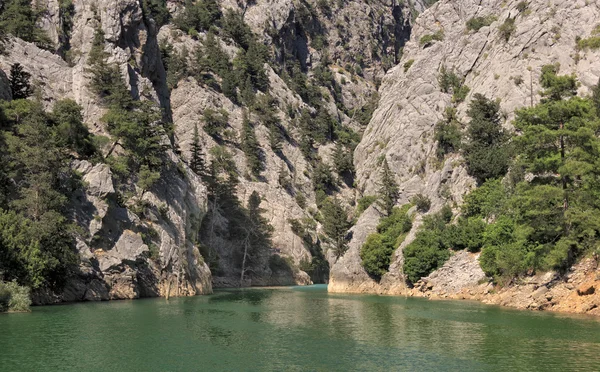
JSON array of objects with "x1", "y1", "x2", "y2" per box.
[{"x1": 1, "y1": 287, "x2": 600, "y2": 371}]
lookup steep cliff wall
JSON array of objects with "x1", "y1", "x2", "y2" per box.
[
  {"x1": 0, "y1": 0, "x2": 212, "y2": 303},
  {"x1": 330, "y1": 0, "x2": 600, "y2": 297},
  {"x1": 0, "y1": 0, "x2": 425, "y2": 300}
]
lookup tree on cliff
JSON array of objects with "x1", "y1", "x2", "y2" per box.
[
  {"x1": 9, "y1": 63, "x2": 33, "y2": 100},
  {"x1": 379, "y1": 158, "x2": 399, "y2": 215},
  {"x1": 463, "y1": 93, "x2": 511, "y2": 184},
  {"x1": 320, "y1": 197, "x2": 351, "y2": 259},
  {"x1": 189, "y1": 123, "x2": 207, "y2": 177}
]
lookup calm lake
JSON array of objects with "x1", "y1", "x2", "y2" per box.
[{"x1": 1, "y1": 285, "x2": 599, "y2": 371}]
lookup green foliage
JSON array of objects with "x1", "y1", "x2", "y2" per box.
[
  {"x1": 402, "y1": 209, "x2": 453, "y2": 283},
  {"x1": 222, "y1": 10, "x2": 254, "y2": 50},
  {"x1": 593, "y1": 78, "x2": 600, "y2": 116},
  {"x1": 463, "y1": 93, "x2": 510, "y2": 183},
  {"x1": 438, "y1": 66, "x2": 469, "y2": 103},
  {"x1": 466, "y1": 16, "x2": 497, "y2": 32},
  {"x1": 51, "y1": 99, "x2": 96, "y2": 158},
  {"x1": 379, "y1": 159, "x2": 399, "y2": 215},
  {"x1": 412, "y1": 194, "x2": 431, "y2": 213},
  {"x1": 539, "y1": 64, "x2": 577, "y2": 101},
  {"x1": 357, "y1": 195, "x2": 378, "y2": 216},
  {"x1": 361, "y1": 205, "x2": 412, "y2": 279},
  {"x1": 403, "y1": 59, "x2": 415, "y2": 72},
  {"x1": 320, "y1": 198, "x2": 351, "y2": 259},
  {"x1": 577, "y1": 35, "x2": 600, "y2": 51},
  {"x1": 443, "y1": 217, "x2": 486, "y2": 252},
  {"x1": 173, "y1": 0, "x2": 222, "y2": 34},
  {"x1": 419, "y1": 30, "x2": 444, "y2": 47},
  {"x1": 252, "y1": 95, "x2": 282, "y2": 151},
  {"x1": 87, "y1": 23, "x2": 165, "y2": 190},
  {"x1": 462, "y1": 179, "x2": 508, "y2": 219},
  {"x1": 57, "y1": 0, "x2": 75, "y2": 59},
  {"x1": 0, "y1": 0, "x2": 53, "y2": 50},
  {"x1": 498, "y1": 18, "x2": 516, "y2": 42},
  {"x1": 160, "y1": 41, "x2": 190, "y2": 89},
  {"x1": 332, "y1": 142, "x2": 354, "y2": 176},
  {"x1": 141, "y1": 0, "x2": 170, "y2": 27},
  {"x1": 434, "y1": 107, "x2": 462, "y2": 158},
  {"x1": 189, "y1": 124, "x2": 207, "y2": 176},
  {"x1": 240, "y1": 112, "x2": 263, "y2": 178},
  {"x1": 462, "y1": 68, "x2": 600, "y2": 284},
  {"x1": 352, "y1": 93, "x2": 380, "y2": 126},
  {"x1": 0, "y1": 99, "x2": 82, "y2": 290},
  {"x1": 9, "y1": 63, "x2": 33, "y2": 99},
  {"x1": 202, "y1": 108, "x2": 229, "y2": 138},
  {"x1": 516, "y1": 1, "x2": 528, "y2": 13},
  {"x1": 0, "y1": 280, "x2": 31, "y2": 312},
  {"x1": 312, "y1": 161, "x2": 335, "y2": 197}
]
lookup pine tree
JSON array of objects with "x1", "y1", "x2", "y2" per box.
[
  {"x1": 321, "y1": 197, "x2": 351, "y2": 259},
  {"x1": 9, "y1": 63, "x2": 33, "y2": 99},
  {"x1": 379, "y1": 158, "x2": 399, "y2": 214},
  {"x1": 202, "y1": 108, "x2": 229, "y2": 138},
  {"x1": 332, "y1": 142, "x2": 354, "y2": 175},
  {"x1": 0, "y1": 0, "x2": 53, "y2": 49},
  {"x1": 463, "y1": 93, "x2": 510, "y2": 183},
  {"x1": 240, "y1": 112, "x2": 263, "y2": 178},
  {"x1": 189, "y1": 123, "x2": 207, "y2": 176},
  {"x1": 514, "y1": 65, "x2": 600, "y2": 211}
]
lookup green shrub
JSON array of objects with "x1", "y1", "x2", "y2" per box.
[
  {"x1": 462, "y1": 179, "x2": 507, "y2": 219},
  {"x1": 498, "y1": 18, "x2": 516, "y2": 42},
  {"x1": 577, "y1": 36, "x2": 600, "y2": 51},
  {"x1": 141, "y1": 0, "x2": 170, "y2": 27},
  {"x1": 0, "y1": 281, "x2": 31, "y2": 313},
  {"x1": 466, "y1": 16, "x2": 497, "y2": 32},
  {"x1": 360, "y1": 205, "x2": 412, "y2": 279},
  {"x1": 357, "y1": 195, "x2": 378, "y2": 216},
  {"x1": 0, "y1": 0, "x2": 53, "y2": 50},
  {"x1": 438, "y1": 66, "x2": 470, "y2": 103},
  {"x1": 403, "y1": 229, "x2": 451, "y2": 283},
  {"x1": 443, "y1": 217, "x2": 486, "y2": 252},
  {"x1": 452, "y1": 85, "x2": 470, "y2": 103},
  {"x1": 419, "y1": 30, "x2": 444, "y2": 47},
  {"x1": 202, "y1": 108, "x2": 229, "y2": 138},
  {"x1": 434, "y1": 107, "x2": 462, "y2": 158},
  {"x1": 412, "y1": 194, "x2": 431, "y2": 212},
  {"x1": 516, "y1": 1, "x2": 528, "y2": 13},
  {"x1": 403, "y1": 59, "x2": 415, "y2": 72},
  {"x1": 402, "y1": 207, "x2": 458, "y2": 283},
  {"x1": 173, "y1": 0, "x2": 222, "y2": 33}
]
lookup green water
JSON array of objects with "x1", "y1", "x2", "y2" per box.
[{"x1": 1, "y1": 285, "x2": 600, "y2": 371}]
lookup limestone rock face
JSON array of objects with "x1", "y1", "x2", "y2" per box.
[
  {"x1": 414, "y1": 251, "x2": 487, "y2": 296},
  {"x1": 330, "y1": 0, "x2": 600, "y2": 294},
  {"x1": 0, "y1": 0, "x2": 212, "y2": 304}
]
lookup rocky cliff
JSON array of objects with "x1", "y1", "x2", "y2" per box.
[
  {"x1": 0, "y1": 0, "x2": 214, "y2": 303},
  {"x1": 0, "y1": 0, "x2": 426, "y2": 301},
  {"x1": 329, "y1": 0, "x2": 600, "y2": 316}
]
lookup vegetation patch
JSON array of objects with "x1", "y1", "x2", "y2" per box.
[
  {"x1": 361, "y1": 204, "x2": 413, "y2": 280},
  {"x1": 419, "y1": 30, "x2": 444, "y2": 47},
  {"x1": 466, "y1": 16, "x2": 497, "y2": 32}
]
